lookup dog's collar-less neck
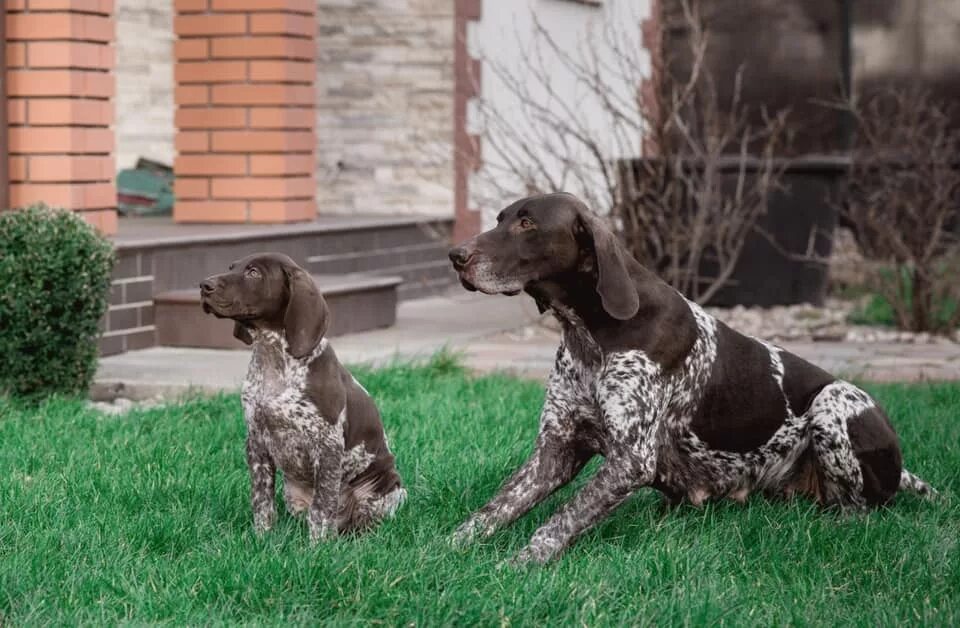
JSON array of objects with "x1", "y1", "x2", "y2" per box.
[
  {"x1": 527, "y1": 270, "x2": 623, "y2": 327},
  {"x1": 526, "y1": 273, "x2": 603, "y2": 360},
  {"x1": 251, "y1": 328, "x2": 328, "y2": 361},
  {"x1": 528, "y1": 270, "x2": 592, "y2": 306}
]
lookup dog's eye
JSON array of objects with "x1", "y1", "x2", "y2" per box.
[
  {"x1": 518, "y1": 217, "x2": 535, "y2": 230},
  {"x1": 246, "y1": 267, "x2": 261, "y2": 279}
]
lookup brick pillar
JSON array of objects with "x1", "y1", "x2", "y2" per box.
[
  {"x1": 173, "y1": 0, "x2": 316, "y2": 224},
  {"x1": 453, "y1": 0, "x2": 482, "y2": 243},
  {"x1": 639, "y1": 0, "x2": 662, "y2": 156},
  {"x1": 5, "y1": 0, "x2": 117, "y2": 234}
]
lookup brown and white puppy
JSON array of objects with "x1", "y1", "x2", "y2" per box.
[
  {"x1": 448, "y1": 192, "x2": 933, "y2": 564},
  {"x1": 201, "y1": 253, "x2": 405, "y2": 540}
]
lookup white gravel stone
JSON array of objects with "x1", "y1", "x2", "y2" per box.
[{"x1": 87, "y1": 396, "x2": 163, "y2": 416}]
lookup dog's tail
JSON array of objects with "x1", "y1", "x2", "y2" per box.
[{"x1": 899, "y1": 469, "x2": 937, "y2": 498}]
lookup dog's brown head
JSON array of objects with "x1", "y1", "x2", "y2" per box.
[
  {"x1": 200, "y1": 253, "x2": 329, "y2": 358},
  {"x1": 448, "y1": 192, "x2": 639, "y2": 320}
]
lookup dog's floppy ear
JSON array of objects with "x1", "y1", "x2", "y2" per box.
[
  {"x1": 233, "y1": 322, "x2": 253, "y2": 345},
  {"x1": 282, "y1": 263, "x2": 329, "y2": 359},
  {"x1": 575, "y1": 208, "x2": 639, "y2": 320}
]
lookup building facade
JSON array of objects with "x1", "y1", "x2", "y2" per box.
[{"x1": 2, "y1": 0, "x2": 650, "y2": 238}]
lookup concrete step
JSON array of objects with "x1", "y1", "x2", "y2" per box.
[{"x1": 154, "y1": 273, "x2": 401, "y2": 349}]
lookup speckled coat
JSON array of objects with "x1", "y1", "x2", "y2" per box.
[
  {"x1": 448, "y1": 192, "x2": 933, "y2": 564},
  {"x1": 200, "y1": 253, "x2": 404, "y2": 542},
  {"x1": 242, "y1": 330, "x2": 405, "y2": 540}
]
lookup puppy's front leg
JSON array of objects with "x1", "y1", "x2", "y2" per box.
[
  {"x1": 247, "y1": 435, "x2": 277, "y2": 533},
  {"x1": 514, "y1": 353, "x2": 664, "y2": 564},
  {"x1": 307, "y1": 425, "x2": 345, "y2": 543}
]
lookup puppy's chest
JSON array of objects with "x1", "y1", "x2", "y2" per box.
[{"x1": 242, "y1": 337, "x2": 319, "y2": 434}]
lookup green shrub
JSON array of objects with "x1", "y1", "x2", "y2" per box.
[
  {"x1": 0, "y1": 205, "x2": 115, "y2": 398},
  {"x1": 848, "y1": 293, "x2": 897, "y2": 327},
  {"x1": 848, "y1": 265, "x2": 959, "y2": 331}
]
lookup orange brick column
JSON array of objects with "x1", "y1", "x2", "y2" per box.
[
  {"x1": 5, "y1": 0, "x2": 117, "y2": 234},
  {"x1": 173, "y1": 0, "x2": 316, "y2": 224}
]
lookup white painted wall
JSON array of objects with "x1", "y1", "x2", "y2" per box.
[{"x1": 468, "y1": 0, "x2": 652, "y2": 227}]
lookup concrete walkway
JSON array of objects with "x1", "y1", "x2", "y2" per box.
[{"x1": 93, "y1": 292, "x2": 960, "y2": 400}]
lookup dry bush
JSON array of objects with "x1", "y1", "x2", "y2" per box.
[
  {"x1": 617, "y1": 0, "x2": 791, "y2": 304},
  {"x1": 469, "y1": 0, "x2": 790, "y2": 304},
  {"x1": 841, "y1": 88, "x2": 960, "y2": 334}
]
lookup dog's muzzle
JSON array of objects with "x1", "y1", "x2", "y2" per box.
[{"x1": 448, "y1": 246, "x2": 479, "y2": 291}]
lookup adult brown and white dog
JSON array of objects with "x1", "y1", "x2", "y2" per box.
[
  {"x1": 201, "y1": 253, "x2": 405, "y2": 541},
  {"x1": 448, "y1": 192, "x2": 933, "y2": 564}
]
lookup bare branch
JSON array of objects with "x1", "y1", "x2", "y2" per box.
[
  {"x1": 471, "y1": 0, "x2": 793, "y2": 305},
  {"x1": 837, "y1": 86, "x2": 960, "y2": 334}
]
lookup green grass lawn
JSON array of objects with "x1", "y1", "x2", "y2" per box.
[{"x1": 2, "y1": 356, "x2": 958, "y2": 625}]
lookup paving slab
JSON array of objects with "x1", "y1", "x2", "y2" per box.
[{"x1": 780, "y1": 340, "x2": 960, "y2": 383}]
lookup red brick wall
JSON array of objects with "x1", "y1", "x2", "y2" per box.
[
  {"x1": 453, "y1": 0, "x2": 482, "y2": 242},
  {"x1": 640, "y1": 0, "x2": 662, "y2": 156},
  {"x1": 173, "y1": 0, "x2": 316, "y2": 223},
  {"x1": 5, "y1": 0, "x2": 117, "y2": 234}
]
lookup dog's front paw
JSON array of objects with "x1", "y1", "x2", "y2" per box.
[
  {"x1": 308, "y1": 518, "x2": 337, "y2": 544},
  {"x1": 253, "y1": 511, "x2": 275, "y2": 535},
  {"x1": 510, "y1": 536, "x2": 564, "y2": 566},
  {"x1": 450, "y1": 515, "x2": 490, "y2": 548}
]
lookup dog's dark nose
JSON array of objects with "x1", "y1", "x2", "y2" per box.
[
  {"x1": 200, "y1": 279, "x2": 217, "y2": 294},
  {"x1": 448, "y1": 247, "x2": 473, "y2": 270}
]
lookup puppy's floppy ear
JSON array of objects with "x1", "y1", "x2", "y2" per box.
[
  {"x1": 282, "y1": 263, "x2": 329, "y2": 359},
  {"x1": 575, "y1": 208, "x2": 640, "y2": 320},
  {"x1": 233, "y1": 322, "x2": 253, "y2": 345}
]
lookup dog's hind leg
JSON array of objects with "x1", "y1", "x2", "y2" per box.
[
  {"x1": 337, "y1": 479, "x2": 407, "y2": 533},
  {"x1": 805, "y1": 381, "x2": 903, "y2": 510},
  {"x1": 900, "y1": 469, "x2": 936, "y2": 497}
]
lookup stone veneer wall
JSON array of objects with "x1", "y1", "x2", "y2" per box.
[
  {"x1": 115, "y1": 0, "x2": 175, "y2": 170},
  {"x1": 315, "y1": 0, "x2": 455, "y2": 217}
]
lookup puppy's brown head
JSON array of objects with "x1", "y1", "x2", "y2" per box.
[
  {"x1": 200, "y1": 253, "x2": 329, "y2": 358},
  {"x1": 448, "y1": 192, "x2": 639, "y2": 320}
]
